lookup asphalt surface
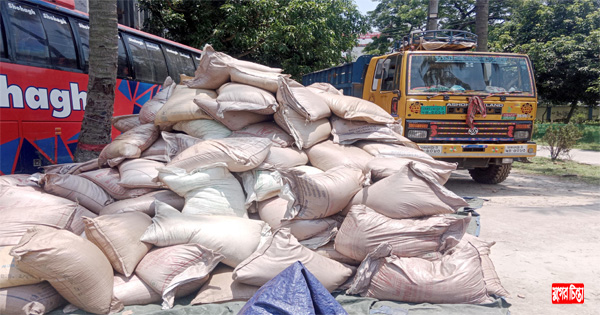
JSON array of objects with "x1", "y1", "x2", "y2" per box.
[{"x1": 536, "y1": 147, "x2": 600, "y2": 166}]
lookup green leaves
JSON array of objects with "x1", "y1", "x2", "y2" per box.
[{"x1": 139, "y1": 0, "x2": 368, "y2": 79}]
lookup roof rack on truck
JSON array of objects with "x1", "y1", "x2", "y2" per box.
[{"x1": 401, "y1": 29, "x2": 477, "y2": 51}]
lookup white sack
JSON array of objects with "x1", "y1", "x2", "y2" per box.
[
  {"x1": 194, "y1": 97, "x2": 270, "y2": 131},
  {"x1": 367, "y1": 157, "x2": 457, "y2": 184},
  {"x1": 99, "y1": 190, "x2": 184, "y2": 216},
  {"x1": 305, "y1": 140, "x2": 373, "y2": 172},
  {"x1": 230, "y1": 67, "x2": 286, "y2": 93},
  {"x1": 191, "y1": 264, "x2": 259, "y2": 305},
  {"x1": 112, "y1": 114, "x2": 141, "y2": 133},
  {"x1": 154, "y1": 85, "x2": 215, "y2": 127},
  {"x1": 232, "y1": 228, "x2": 353, "y2": 292},
  {"x1": 140, "y1": 201, "x2": 270, "y2": 268},
  {"x1": 0, "y1": 282, "x2": 66, "y2": 315},
  {"x1": 173, "y1": 119, "x2": 232, "y2": 140},
  {"x1": 335, "y1": 205, "x2": 470, "y2": 261},
  {"x1": 139, "y1": 76, "x2": 176, "y2": 124},
  {"x1": 217, "y1": 82, "x2": 278, "y2": 116},
  {"x1": 346, "y1": 161, "x2": 468, "y2": 218},
  {"x1": 277, "y1": 77, "x2": 331, "y2": 121},
  {"x1": 167, "y1": 137, "x2": 272, "y2": 172},
  {"x1": 118, "y1": 158, "x2": 165, "y2": 189},
  {"x1": 330, "y1": 115, "x2": 405, "y2": 144},
  {"x1": 79, "y1": 168, "x2": 156, "y2": 200},
  {"x1": 257, "y1": 146, "x2": 308, "y2": 170},
  {"x1": 316, "y1": 92, "x2": 395, "y2": 124},
  {"x1": 98, "y1": 123, "x2": 160, "y2": 167},
  {"x1": 157, "y1": 164, "x2": 247, "y2": 218},
  {"x1": 40, "y1": 173, "x2": 114, "y2": 213},
  {"x1": 230, "y1": 122, "x2": 294, "y2": 147},
  {"x1": 280, "y1": 166, "x2": 365, "y2": 220},
  {"x1": 274, "y1": 105, "x2": 331, "y2": 149}
]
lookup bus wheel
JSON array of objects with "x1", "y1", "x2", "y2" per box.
[{"x1": 468, "y1": 164, "x2": 512, "y2": 184}]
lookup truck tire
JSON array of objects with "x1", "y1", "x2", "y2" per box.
[{"x1": 468, "y1": 164, "x2": 512, "y2": 184}]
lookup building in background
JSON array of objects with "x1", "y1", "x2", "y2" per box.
[{"x1": 350, "y1": 32, "x2": 380, "y2": 61}]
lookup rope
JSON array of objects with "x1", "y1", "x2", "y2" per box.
[{"x1": 466, "y1": 96, "x2": 486, "y2": 129}]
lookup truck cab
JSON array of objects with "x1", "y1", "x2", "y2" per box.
[{"x1": 303, "y1": 30, "x2": 537, "y2": 184}]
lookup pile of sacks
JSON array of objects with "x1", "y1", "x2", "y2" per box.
[{"x1": 0, "y1": 45, "x2": 508, "y2": 315}]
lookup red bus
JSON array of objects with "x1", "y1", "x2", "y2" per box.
[{"x1": 0, "y1": 0, "x2": 202, "y2": 174}]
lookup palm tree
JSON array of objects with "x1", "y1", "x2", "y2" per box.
[{"x1": 74, "y1": 0, "x2": 118, "y2": 162}]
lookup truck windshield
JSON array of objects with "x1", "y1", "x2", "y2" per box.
[{"x1": 408, "y1": 54, "x2": 534, "y2": 96}]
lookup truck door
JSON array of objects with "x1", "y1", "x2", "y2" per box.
[{"x1": 368, "y1": 54, "x2": 401, "y2": 118}]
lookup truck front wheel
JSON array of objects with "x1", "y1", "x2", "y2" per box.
[{"x1": 468, "y1": 164, "x2": 512, "y2": 184}]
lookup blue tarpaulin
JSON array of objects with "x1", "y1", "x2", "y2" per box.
[{"x1": 238, "y1": 261, "x2": 347, "y2": 315}]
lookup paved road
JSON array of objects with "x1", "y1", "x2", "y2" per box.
[{"x1": 536, "y1": 147, "x2": 600, "y2": 166}]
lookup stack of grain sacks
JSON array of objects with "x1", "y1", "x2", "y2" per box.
[{"x1": 0, "y1": 45, "x2": 508, "y2": 315}]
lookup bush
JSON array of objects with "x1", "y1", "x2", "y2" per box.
[{"x1": 542, "y1": 123, "x2": 583, "y2": 160}]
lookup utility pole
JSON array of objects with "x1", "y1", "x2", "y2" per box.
[{"x1": 427, "y1": 0, "x2": 439, "y2": 31}]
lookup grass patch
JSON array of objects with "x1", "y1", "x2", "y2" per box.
[
  {"x1": 534, "y1": 123, "x2": 600, "y2": 152},
  {"x1": 513, "y1": 157, "x2": 600, "y2": 185}
]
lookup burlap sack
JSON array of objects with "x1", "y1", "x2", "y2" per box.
[
  {"x1": 346, "y1": 161, "x2": 468, "y2": 218},
  {"x1": 157, "y1": 164, "x2": 247, "y2": 218},
  {"x1": 117, "y1": 158, "x2": 165, "y2": 189},
  {"x1": 330, "y1": 115, "x2": 405, "y2": 144},
  {"x1": 232, "y1": 228, "x2": 353, "y2": 292},
  {"x1": 10, "y1": 226, "x2": 123, "y2": 314},
  {"x1": 42, "y1": 158, "x2": 99, "y2": 175},
  {"x1": 355, "y1": 140, "x2": 427, "y2": 158},
  {"x1": 135, "y1": 244, "x2": 223, "y2": 309},
  {"x1": 315, "y1": 92, "x2": 395, "y2": 124},
  {"x1": 0, "y1": 282, "x2": 66, "y2": 315},
  {"x1": 274, "y1": 104, "x2": 331, "y2": 149},
  {"x1": 161, "y1": 131, "x2": 204, "y2": 162},
  {"x1": 79, "y1": 167, "x2": 156, "y2": 200},
  {"x1": 306, "y1": 82, "x2": 343, "y2": 95},
  {"x1": 112, "y1": 114, "x2": 141, "y2": 133},
  {"x1": 83, "y1": 212, "x2": 153, "y2": 277},
  {"x1": 140, "y1": 136, "x2": 168, "y2": 162},
  {"x1": 153, "y1": 85, "x2": 215, "y2": 127},
  {"x1": 335, "y1": 205, "x2": 470, "y2": 261},
  {"x1": 367, "y1": 156, "x2": 457, "y2": 184},
  {"x1": 230, "y1": 67, "x2": 287, "y2": 93},
  {"x1": 140, "y1": 201, "x2": 270, "y2": 268},
  {"x1": 185, "y1": 44, "x2": 282, "y2": 90},
  {"x1": 256, "y1": 146, "x2": 309, "y2": 170},
  {"x1": 280, "y1": 166, "x2": 365, "y2": 219},
  {"x1": 0, "y1": 246, "x2": 41, "y2": 289},
  {"x1": 138, "y1": 76, "x2": 176, "y2": 124},
  {"x1": 217, "y1": 82, "x2": 278, "y2": 116},
  {"x1": 230, "y1": 122, "x2": 294, "y2": 147},
  {"x1": 98, "y1": 123, "x2": 160, "y2": 167},
  {"x1": 173, "y1": 119, "x2": 232, "y2": 139},
  {"x1": 99, "y1": 189, "x2": 184, "y2": 216},
  {"x1": 258, "y1": 197, "x2": 340, "y2": 247},
  {"x1": 277, "y1": 77, "x2": 331, "y2": 121},
  {"x1": 167, "y1": 137, "x2": 272, "y2": 172},
  {"x1": 113, "y1": 274, "x2": 206, "y2": 307},
  {"x1": 313, "y1": 241, "x2": 361, "y2": 266},
  {"x1": 40, "y1": 173, "x2": 114, "y2": 213},
  {"x1": 305, "y1": 140, "x2": 373, "y2": 172},
  {"x1": 0, "y1": 185, "x2": 80, "y2": 246},
  {"x1": 194, "y1": 97, "x2": 270, "y2": 131},
  {"x1": 457, "y1": 234, "x2": 510, "y2": 297},
  {"x1": 191, "y1": 264, "x2": 259, "y2": 305},
  {"x1": 347, "y1": 242, "x2": 493, "y2": 304}
]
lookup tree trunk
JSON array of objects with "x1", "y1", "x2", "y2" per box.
[
  {"x1": 565, "y1": 101, "x2": 578, "y2": 123},
  {"x1": 74, "y1": 0, "x2": 118, "y2": 162},
  {"x1": 427, "y1": 0, "x2": 439, "y2": 31},
  {"x1": 475, "y1": 0, "x2": 489, "y2": 52}
]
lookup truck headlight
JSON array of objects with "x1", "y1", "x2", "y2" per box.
[
  {"x1": 407, "y1": 130, "x2": 428, "y2": 139},
  {"x1": 514, "y1": 130, "x2": 530, "y2": 140}
]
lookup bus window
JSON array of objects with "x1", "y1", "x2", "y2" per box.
[
  {"x1": 74, "y1": 20, "x2": 89, "y2": 70},
  {"x1": 7, "y1": 1, "x2": 49, "y2": 64},
  {"x1": 40, "y1": 10, "x2": 77, "y2": 69},
  {"x1": 0, "y1": 16, "x2": 6, "y2": 59},
  {"x1": 126, "y1": 35, "x2": 168, "y2": 83},
  {"x1": 117, "y1": 35, "x2": 130, "y2": 79},
  {"x1": 145, "y1": 41, "x2": 168, "y2": 81},
  {"x1": 163, "y1": 46, "x2": 195, "y2": 82},
  {"x1": 192, "y1": 53, "x2": 201, "y2": 69}
]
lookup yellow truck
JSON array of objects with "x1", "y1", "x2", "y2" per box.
[{"x1": 303, "y1": 30, "x2": 537, "y2": 184}]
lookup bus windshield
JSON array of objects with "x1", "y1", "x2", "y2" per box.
[{"x1": 408, "y1": 54, "x2": 534, "y2": 96}]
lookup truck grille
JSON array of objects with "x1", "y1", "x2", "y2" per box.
[{"x1": 427, "y1": 121, "x2": 520, "y2": 142}]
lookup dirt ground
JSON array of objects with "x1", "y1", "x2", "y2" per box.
[{"x1": 445, "y1": 169, "x2": 600, "y2": 314}]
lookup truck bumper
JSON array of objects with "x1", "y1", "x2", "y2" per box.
[{"x1": 418, "y1": 142, "x2": 537, "y2": 158}]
